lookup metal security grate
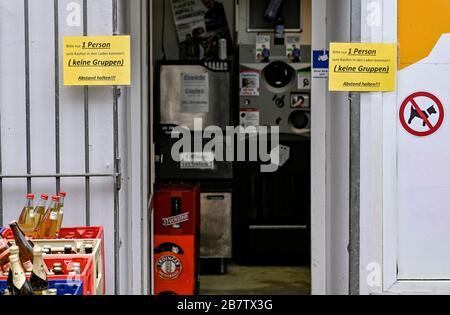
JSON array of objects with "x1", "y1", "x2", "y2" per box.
[{"x1": 0, "y1": 0, "x2": 123, "y2": 294}]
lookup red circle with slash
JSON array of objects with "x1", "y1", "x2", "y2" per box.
[{"x1": 399, "y1": 92, "x2": 445, "y2": 137}]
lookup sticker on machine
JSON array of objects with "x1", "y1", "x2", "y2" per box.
[
  {"x1": 312, "y1": 50, "x2": 329, "y2": 78},
  {"x1": 180, "y1": 152, "x2": 215, "y2": 170},
  {"x1": 297, "y1": 70, "x2": 311, "y2": 90},
  {"x1": 162, "y1": 213, "x2": 190, "y2": 227},
  {"x1": 181, "y1": 73, "x2": 209, "y2": 113},
  {"x1": 399, "y1": 92, "x2": 445, "y2": 137},
  {"x1": 240, "y1": 71, "x2": 260, "y2": 96},
  {"x1": 240, "y1": 108, "x2": 260, "y2": 129},
  {"x1": 156, "y1": 255, "x2": 183, "y2": 280}
]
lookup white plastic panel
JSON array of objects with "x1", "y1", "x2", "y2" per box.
[{"x1": 397, "y1": 41, "x2": 450, "y2": 279}]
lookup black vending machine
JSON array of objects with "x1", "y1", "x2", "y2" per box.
[{"x1": 155, "y1": 60, "x2": 234, "y2": 274}]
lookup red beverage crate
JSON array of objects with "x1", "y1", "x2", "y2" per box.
[
  {"x1": 58, "y1": 227, "x2": 104, "y2": 240},
  {"x1": 58, "y1": 227, "x2": 105, "y2": 295},
  {"x1": 1, "y1": 226, "x2": 105, "y2": 295},
  {"x1": 0, "y1": 255, "x2": 94, "y2": 295},
  {"x1": 1, "y1": 228, "x2": 13, "y2": 240},
  {"x1": 154, "y1": 235, "x2": 198, "y2": 295},
  {"x1": 154, "y1": 184, "x2": 200, "y2": 236},
  {"x1": 2, "y1": 226, "x2": 103, "y2": 240},
  {"x1": 45, "y1": 256, "x2": 94, "y2": 296}
]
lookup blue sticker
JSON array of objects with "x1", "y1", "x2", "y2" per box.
[
  {"x1": 313, "y1": 50, "x2": 329, "y2": 78},
  {"x1": 313, "y1": 50, "x2": 329, "y2": 69}
]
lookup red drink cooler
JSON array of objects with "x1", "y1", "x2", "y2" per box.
[
  {"x1": 154, "y1": 235, "x2": 198, "y2": 295},
  {"x1": 154, "y1": 184, "x2": 200, "y2": 236}
]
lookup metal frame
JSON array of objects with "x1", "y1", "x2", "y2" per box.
[
  {"x1": 349, "y1": 0, "x2": 361, "y2": 296},
  {"x1": 0, "y1": 0, "x2": 123, "y2": 295},
  {"x1": 311, "y1": 0, "x2": 328, "y2": 295}
]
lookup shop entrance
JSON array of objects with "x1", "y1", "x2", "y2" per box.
[{"x1": 150, "y1": 0, "x2": 351, "y2": 295}]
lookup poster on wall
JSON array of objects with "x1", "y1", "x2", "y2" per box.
[
  {"x1": 181, "y1": 73, "x2": 210, "y2": 113},
  {"x1": 329, "y1": 43, "x2": 396, "y2": 92},
  {"x1": 63, "y1": 36, "x2": 131, "y2": 86},
  {"x1": 171, "y1": 0, "x2": 233, "y2": 59}
]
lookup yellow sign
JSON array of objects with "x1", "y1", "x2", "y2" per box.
[
  {"x1": 329, "y1": 43, "x2": 397, "y2": 92},
  {"x1": 63, "y1": 36, "x2": 131, "y2": 86}
]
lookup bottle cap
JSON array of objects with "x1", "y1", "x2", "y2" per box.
[
  {"x1": 48, "y1": 289, "x2": 58, "y2": 295},
  {"x1": 33, "y1": 245, "x2": 42, "y2": 255},
  {"x1": 27, "y1": 194, "x2": 35, "y2": 200},
  {"x1": 9, "y1": 254, "x2": 19, "y2": 264},
  {"x1": 9, "y1": 245, "x2": 19, "y2": 256},
  {"x1": 40, "y1": 194, "x2": 49, "y2": 201},
  {"x1": 59, "y1": 192, "x2": 67, "y2": 198},
  {"x1": 51, "y1": 195, "x2": 61, "y2": 202}
]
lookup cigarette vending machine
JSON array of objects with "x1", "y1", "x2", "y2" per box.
[
  {"x1": 153, "y1": 184, "x2": 200, "y2": 295},
  {"x1": 155, "y1": 60, "x2": 234, "y2": 276}
]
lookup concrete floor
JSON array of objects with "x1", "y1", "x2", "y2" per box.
[{"x1": 200, "y1": 264, "x2": 311, "y2": 295}]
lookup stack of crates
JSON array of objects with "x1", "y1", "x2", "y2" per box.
[
  {"x1": 0, "y1": 227, "x2": 105, "y2": 295},
  {"x1": 154, "y1": 183, "x2": 200, "y2": 295}
]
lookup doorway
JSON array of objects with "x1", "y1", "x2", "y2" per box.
[{"x1": 150, "y1": 0, "x2": 351, "y2": 296}]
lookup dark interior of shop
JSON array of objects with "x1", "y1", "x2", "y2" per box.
[{"x1": 152, "y1": 0, "x2": 311, "y2": 295}]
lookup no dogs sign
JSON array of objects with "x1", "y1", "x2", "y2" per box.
[{"x1": 399, "y1": 92, "x2": 445, "y2": 137}]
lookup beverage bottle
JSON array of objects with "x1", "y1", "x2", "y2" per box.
[
  {"x1": 274, "y1": 15, "x2": 285, "y2": 46},
  {"x1": 8, "y1": 254, "x2": 33, "y2": 295},
  {"x1": 33, "y1": 194, "x2": 49, "y2": 229},
  {"x1": 30, "y1": 246, "x2": 48, "y2": 295},
  {"x1": 6, "y1": 246, "x2": 19, "y2": 294},
  {"x1": 55, "y1": 191, "x2": 67, "y2": 234},
  {"x1": 154, "y1": 243, "x2": 184, "y2": 254},
  {"x1": 35, "y1": 195, "x2": 60, "y2": 239},
  {"x1": 9, "y1": 221, "x2": 34, "y2": 271},
  {"x1": 0, "y1": 238, "x2": 10, "y2": 268},
  {"x1": 264, "y1": 0, "x2": 282, "y2": 21},
  {"x1": 18, "y1": 193, "x2": 35, "y2": 236},
  {"x1": 171, "y1": 197, "x2": 182, "y2": 229}
]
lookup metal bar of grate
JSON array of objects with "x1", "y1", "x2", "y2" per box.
[
  {"x1": 24, "y1": 0, "x2": 32, "y2": 193},
  {"x1": 83, "y1": 0, "x2": 91, "y2": 228},
  {"x1": 112, "y1": 0, "x2": 120, "y2": 296},
  {"x1": 0, "y1": 86, "x2": 2, "y2": 226},
  {"x1": 0, "y1": 173, "x2": 118, "y2": 179},
  {"x1": 350, "y1": 0, "x2": 361, "y2": 296},
  {"x1": 54, "y1": 0, "x2": 61, "y2": 194}
]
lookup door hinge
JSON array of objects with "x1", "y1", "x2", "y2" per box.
[
  {"x1": 115, "y1": 157, "x2": 122, "y2": 192},
  {"x1": 114, "y1": 87, "x2": 122, "y2": 99}
]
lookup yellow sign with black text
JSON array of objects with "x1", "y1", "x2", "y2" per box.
[
  {"x1": 63, "y1": 36, "x2": 131, "y2": 86},
  {"x1": 329, "y1": 43, "x2": 397, "y2": 92}
]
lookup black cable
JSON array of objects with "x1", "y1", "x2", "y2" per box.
[{"x1": 161, "y1": 0, "x2": 167, "y2": 60}]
